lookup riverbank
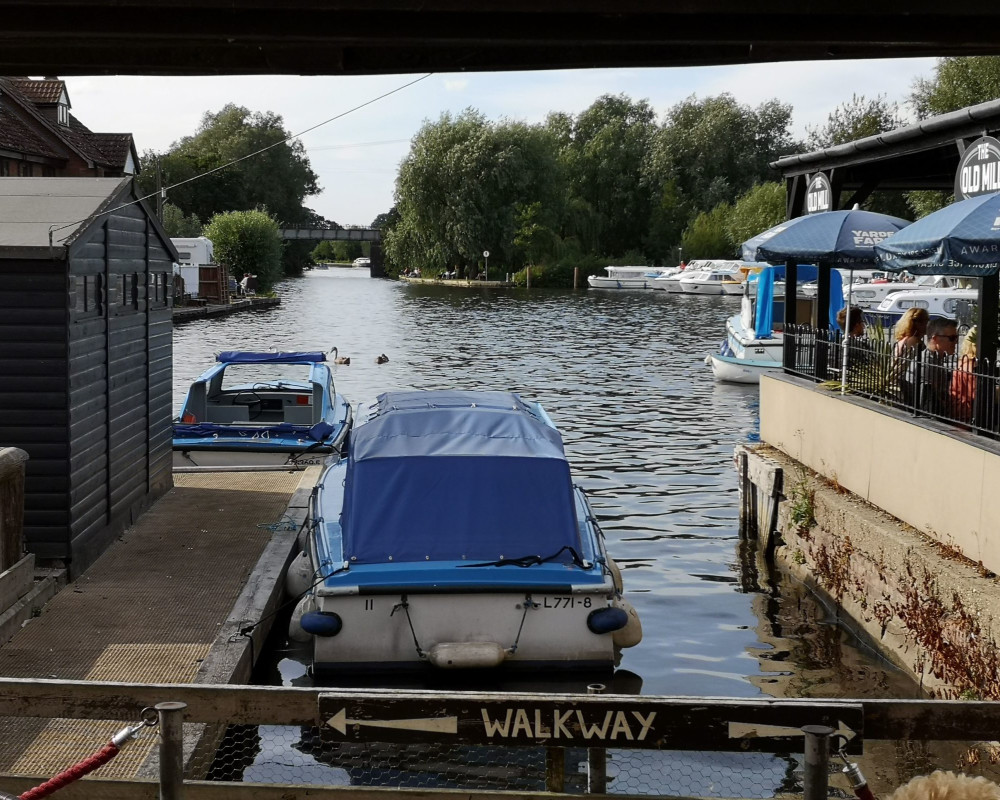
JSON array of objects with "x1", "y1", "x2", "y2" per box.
[
  {"x1": 173, "y1": 296, "x2": 280, "y2": 323},
  {"x1": 399, "y1": 275, "x2": 514, "y2": 288},
  {"x1": 738, "y1": 442, "x2": 1000, "y2": 700}
]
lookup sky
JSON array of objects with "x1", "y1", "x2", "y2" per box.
[{"x1": 65, "y1": 57, "x2": 938, "y2": 227}]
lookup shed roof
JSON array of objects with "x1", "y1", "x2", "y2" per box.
[{"x1": 0, "y1": 177, "x2": 129, "y2": 255}]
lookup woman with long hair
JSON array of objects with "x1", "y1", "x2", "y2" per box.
[
  {"x1": 951, "y1": 326, "x2": 977, "y2": 423},
  {"x1": 893, "y1": 307, "x2": 929, "y2": 406}
]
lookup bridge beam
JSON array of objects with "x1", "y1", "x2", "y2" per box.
[{"x1": 279, "y1": 228, "x2": 381, "y2": 242}]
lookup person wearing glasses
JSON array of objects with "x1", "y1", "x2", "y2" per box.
[{"x1": 920, "y1": 318, "x2": 959, "y2": 416}]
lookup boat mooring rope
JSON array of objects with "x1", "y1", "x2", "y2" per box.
[
  {"x1": 507, "y1": 594, "x2": 539, "y2": 655},
  {"x1": 391, "y1": 596, "x2": 425, "y2": 658},
  {"x1": 18, "y1": 709, "x2": 158, "y2": 800}
]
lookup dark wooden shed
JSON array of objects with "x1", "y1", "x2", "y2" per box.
[{"x1": 0, "y1": 177, "x2": 175, "y2": 573}]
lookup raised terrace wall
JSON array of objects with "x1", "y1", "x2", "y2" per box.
[{"x1": 760, "y1": 373, "x2": 1000, "y2": 577}]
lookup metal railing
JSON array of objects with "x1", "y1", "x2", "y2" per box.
[{"x1": 784, "y1": 325, "x2": 1000, "y2": 437}]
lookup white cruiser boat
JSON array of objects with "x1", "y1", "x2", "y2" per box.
[
  {"x1": 649, "y1": 266, "x2": 682, "y2": 290},
  {"x1": 287, "y1": 390, "x2": 642, "y2": 673},
  {"x1": 587, "y1": 265, "x2": 668, "y2": 289},
  {"x1": 707, "y1": 269, "x2": 784, "y2": 384},
  {"x1": 847, "y1": 275, "x2": 960, "y2": 310},
  {"x1": 679, "y1": 262, "x2": 741, "y2": 295},
  {"x1": 866, "y1": 287, "x2": 978, "y2": 330},
  {"x1": 654, "y1": 260, "x2": 709, "y2": 293}
]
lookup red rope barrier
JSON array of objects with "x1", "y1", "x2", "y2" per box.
[{"x1": 18, "y1": 742, "x2": 120, "y2": 800}]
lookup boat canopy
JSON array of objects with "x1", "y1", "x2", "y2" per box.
[
  {"x1": 216, "y1": 351, "x2": 327, "y2": 364},
  {"x1": 341, "y1": 391, "x2": 581, "y2": 565}
]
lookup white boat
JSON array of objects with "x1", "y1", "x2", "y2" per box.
[
  {"x1": 587, "y1": 265, "x2": 669, "y2": 289},
  {"x1": 865, "y1": 287, "x2": 978, "y2": 329},
  {"x1": 707, "y1": 271, "x2": 784, "y2": 384},
  {"x1": 846, "y1": 275, "x2": 960, "y2": 309},
  {"x1": 287, "y1": 390, "x2": 642, "y2": 673},
  {"x1": 679, "y1": 262, "x2": 741, "y2": 295},
  {"x1": 654, "y1": 260, "x2": 710, "y2": 293},
  {"x1": 649, "y1": 265, "x2": 682, "y2": 290}
]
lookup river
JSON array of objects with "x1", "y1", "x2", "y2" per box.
[{"x1": 173, "y1": 269, "x2": 920, "y2": 794}]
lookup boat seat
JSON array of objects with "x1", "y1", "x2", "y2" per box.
[
  {"x1": 284, "y1": 405, "x2": 315, "y2": 425},
  {"x1": 207, "y1": 406, "x2": 251, "y2": 423}
]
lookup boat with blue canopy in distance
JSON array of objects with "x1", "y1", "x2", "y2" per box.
[
  {"x1": 172, "y1": 351, "x2": 352, "y2": 469},
  {"x1": 286, "y1": 389, "x2": 641, "y2": 673}
]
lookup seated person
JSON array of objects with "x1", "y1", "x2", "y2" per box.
[
  {"x1": 920, "y1": 317, "x2": 959, "y2": 416},
  {"x1": 836, "y1": 305, "x2": 864, "y2": 337}
]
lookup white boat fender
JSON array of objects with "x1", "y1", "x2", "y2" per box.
[
  {"x1": 428, "y1": 642, "x2": 507, "y2": 669},
  {"x1": 606, "y1": 557, "x2": 624, "y2": 595},
  {"x1": 288, "y1": 595, "x2": 317, "y2": 643},
  {"x1": 285, "y1": 551, "x2": 313, "y2": 597},
  {"x1": 611, "y1": 597, "x2": 643, "y2": 649}
]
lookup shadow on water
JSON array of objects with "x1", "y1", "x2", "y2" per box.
[{"x1": 177, "y1": 271, "x2": 927, "y2": 794}]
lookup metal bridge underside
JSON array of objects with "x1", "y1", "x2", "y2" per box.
[{"x1": 3, "y1": 2, "x2": 1000, "y2": 76}]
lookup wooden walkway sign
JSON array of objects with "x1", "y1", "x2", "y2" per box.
[{"x1": 318, "y1": 692, "x2": 864, "y2": 753}]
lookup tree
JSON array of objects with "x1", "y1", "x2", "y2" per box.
[
  {"x1": 311, "y1": 241, "x2": 336, "y2": 262},
  {"x1": 558, "y1": 95, "x2": 658, "y2": 257},
  {"x1": 137, "y1": 105, "x2": 320, "y2": 228},
  {"x1": 806, "y1": 94, "x2": 905, "y2": 149},
  {"x1": 727, "y1": 183, "x2": 786, "y2": 247},
  {"x1": 386, "y1": 110, "x2": 564, "y2": 272},
  {"x1": 203, "y1": 209, "x2": 283, "y2": 290},
  {"x1": 681, "y1": 204, "x2": 735, "y2": 260},
  {"x1": 161, "y1": 203, "x2": 202, "y2": 237},
  {"x1": 912, "y1": 57, "x2": 1000, "y2": 119}
]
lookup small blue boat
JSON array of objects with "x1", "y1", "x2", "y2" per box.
[
  {"x1": 286, "y1": 390, "x2": 641, "y2": 672},
  {"x1": 173, "y1": 351, "x2": 352, "y2": 468}
]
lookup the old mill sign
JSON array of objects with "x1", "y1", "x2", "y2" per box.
[
  {"x1": 956, "y1": 136, "x2": 1000, "y2": 201},
  {"x1": 318, "y1": 692, "x2": 863, "y2": 753}
]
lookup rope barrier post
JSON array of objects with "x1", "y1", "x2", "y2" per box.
[
  {"x1": 587, "y1": 683, "x2": 607, "y2": 794},
  {"x1": 157, "y1": 701, "x2": 187, "y2": 800},
  {"x1": 802, "y1": 724, "x2": 835, "y2": 800}
]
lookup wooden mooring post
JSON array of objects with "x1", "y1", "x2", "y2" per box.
[
  {"x1": 0, "y1": 448, "x2": 28, "y2": 573},
  {"x1": 573, "y1": 267, "x2": 579, "y2": 289}
]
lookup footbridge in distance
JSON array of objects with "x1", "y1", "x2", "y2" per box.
[{"x1": 280, "y1": 225, "x2": 384, "y2": 276}]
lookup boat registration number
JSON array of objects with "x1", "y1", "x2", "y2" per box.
[{"x1": 541, "y1": 596, "x2": 591, "y2": 609}]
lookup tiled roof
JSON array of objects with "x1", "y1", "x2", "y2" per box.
[
  {"x1": 0, "y1": 104, "x2": 63, "y2": 158},
  {"x1": 10, "y1": 79, "x2": 64, "y2": 105},
  {"x1": 89, "y1": 133, "x2": 134, "y2": 169}
]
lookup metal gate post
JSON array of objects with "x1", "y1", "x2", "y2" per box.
[
  {"x1": 802, "y1": 724, "x2": 834, "y2": 800},
  {"x1": 157, "y1": 701, "x2": 187, "y2": 800},
  {"x1": 587, "y1": 684, "x2": 607, "y2": 794}
]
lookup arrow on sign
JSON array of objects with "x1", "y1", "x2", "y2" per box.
[
  {"x1": 326, "y1": 708, "x2": 459, "y2": 736},
  {"x1": 728, "y1": 719, "x2": 856, "y2": 741}
]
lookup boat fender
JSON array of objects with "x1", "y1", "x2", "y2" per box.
[
  {"x1": 428, "y1": 642, "x2": 506, "y2": 669},
  {"x1": 285, "y1": 551, "x2": 313, "y2": 598},
  {"x1": 301, "y1": 610, "x2": 343, "y2": 638},
  {"x1": 611, "y1": 597, "x2": 643, "y2": 649},
  {"x1": 587, "y1": 606, "x2": 628, "y2": 635},
  {"x1": 288, "y1": 595, "x2": 317, "y2": 643},
  {"x1": 606, "y1": 557, "x2": 624, "y2": 595}
]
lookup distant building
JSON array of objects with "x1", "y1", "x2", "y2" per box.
[{"x1": 0, "y1": 76, "x2": 139, "y2": 178}]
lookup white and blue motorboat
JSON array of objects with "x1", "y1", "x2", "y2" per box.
[
  {"x1": 173, "y1": 351, "x2": 352, "y2": 468},
  {"x1": 287, "y1": 390, "x2": 641, "y2": 673},
  {"x1": 864, "y1": 286, "x2": 978, "y2": 330},
  {"x1": 708, "y1": 267, "x2": 785, "y2": 384},
  {"x1": 587, "y1": 265, "x2": 670, "y2": 289}
]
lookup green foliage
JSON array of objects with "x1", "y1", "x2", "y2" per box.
[
  {"x1": 907, "y1": 190, "x2": 952, "y2": 219},
  {"x1": 727, "y1": 182, "x2": 786, "y2": 247},
  {"x1": 203, "y1": 209, "x2": 283, "y2": 290},
  {"x1": 789, "y1": 473, "x2": 816, "y2": 533},
  {"x1": 511, "y1": 251, "x2": 605, "y2": 288},
  {"x1": 136, "y1": 104, "x2": 320, "y2": 228},
  {"x1": 311, "y1": 241, "x2": 337, "y2": 262},
  {"x1": 806, "y1": 94, "x2": 904, "y2": 149},
  {"x1": 681, "y1": 204, "x2": 735, "y2": 260},
  {"x1": 912, "y1": 57, "x2": 1000, "y2": 119},
  {"x1": 161, "y1": 203, "x2": 202, "y2": 237}
]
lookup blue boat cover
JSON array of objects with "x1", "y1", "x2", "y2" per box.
[
  {"x1": 216, "y1": 351, "x2": 326, "y2": 364},
  {"x1": 753, "y1": 265, "x2": 842, "y2": 336},
  {"x1": 742, "y1": 209, "x2": 910, "y2": 267},
  {"x1": 874, "y1": 193, "x2": 1000, "y2": 276},
  {"x1": 341, "y1": 391, "x2": 581, "y2": 564},
  {"x1": 754, "y1": 267, "x2": 775, "y2": 337}
]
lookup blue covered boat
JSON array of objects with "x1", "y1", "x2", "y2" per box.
[
  {"x1": 173, "y1": 351, "x2": 352, "y2": 468},
  {"x1": 286, "y1": 390, "x2": 641, "y2": 672}
]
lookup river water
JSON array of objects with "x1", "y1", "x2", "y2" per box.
[{"x1": 173, "y1": 269, "x2": 921, "y2": 794}]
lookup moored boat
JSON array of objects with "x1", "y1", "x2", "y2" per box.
[
  {"x1": 587, "y1": 265, "x2": 668, "y2": 289},
  {"x1": 287, "y1": 389, "x2": 641, "y2": 673},
  {"x1": 172, "y1": 351, "x2": 352, "y2": 468},
  {"x1": 864, "y1": 287, "x2": 978, "y2": 329}
]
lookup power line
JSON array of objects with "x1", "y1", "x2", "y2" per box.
[{"x1": 48, "y1": 73, "x2": 433, "y2": 243}]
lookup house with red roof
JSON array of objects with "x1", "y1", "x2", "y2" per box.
[{"x1": 0, "y1": 76, "x2": 138, "y2": 178}]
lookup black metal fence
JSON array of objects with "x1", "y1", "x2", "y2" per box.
[{"x1": 783, "y1": 325, "x2": 1000, "y2": 437}]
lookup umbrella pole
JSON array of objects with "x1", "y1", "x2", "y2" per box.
[{"x1": 841, "y1": 270, "x2": 853, "y2": 395}]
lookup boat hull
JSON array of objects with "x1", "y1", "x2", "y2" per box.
[
  {"x1": 680, "y1": 281, "x2": 725, "y2": 295},
  {"x1": 587, "y1": 277, "x2": 655, "y2": 289},
  {"x1": 173, "y1": 444, "x2": 336, "y2": 468},
  {"x1": 309, "y1": 589, "x2": 616, "y2": 673},
  {"x1": 709, "y1": 354, "x2": 783, "y2": 384}
]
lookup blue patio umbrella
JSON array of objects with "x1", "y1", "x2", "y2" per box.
[
  {"x1": 874, "y1": 192, "x2": 1000, "y2": 276},
  {"x1": 741, "y1": 209, "x2": 911, "y2": 267}
]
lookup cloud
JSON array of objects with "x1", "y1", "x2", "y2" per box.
[{"x1": 443, "y1": 78, "x2": 469, "y2": 92}]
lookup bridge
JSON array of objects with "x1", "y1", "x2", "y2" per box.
[{"x1": 279, "y1": 226, "x2": 381, "y2": 242}]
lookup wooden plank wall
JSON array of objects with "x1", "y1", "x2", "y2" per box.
[
  {"x1": 65, "y1": 201, "x2": 173, "y2": 570},
  {"x1": 0, "y1": 260, "x2": 70, "y2": 551}
]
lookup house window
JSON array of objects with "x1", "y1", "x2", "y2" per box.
[{"x1": 58, "y1": 103, "x2": 68, "y2": 126}]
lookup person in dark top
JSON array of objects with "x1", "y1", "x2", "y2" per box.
[{"x1": 920, "y1": 318, "x2": 959, "y2": 416}]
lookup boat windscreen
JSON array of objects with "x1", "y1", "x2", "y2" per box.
[{"x1": 216, "y1": 351, "x2": 326, "y2": 364}]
